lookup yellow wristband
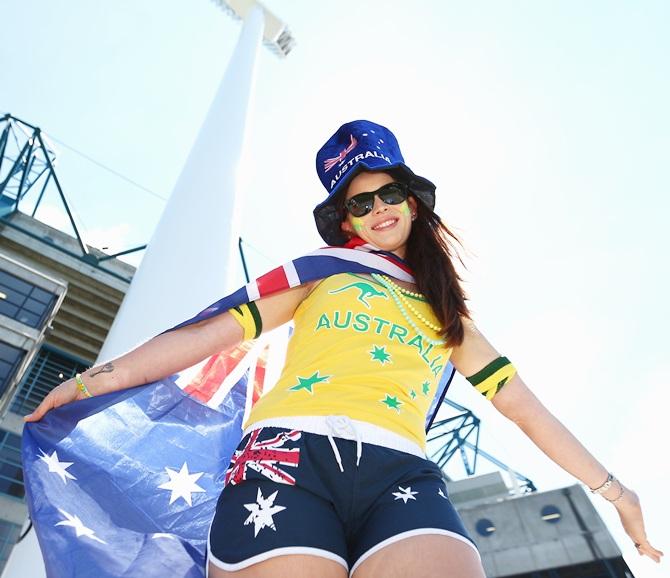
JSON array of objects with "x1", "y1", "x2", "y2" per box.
[{"x1": 75, "y1": 373, "x2": 93, "y2": 398}]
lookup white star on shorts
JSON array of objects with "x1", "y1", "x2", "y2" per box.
[
  {"x1": 392, "y1": 486, "x2": 418, "y2": 503},
  {"x1": 243, "y1": 489, "x2": 286, "y2": 537}
]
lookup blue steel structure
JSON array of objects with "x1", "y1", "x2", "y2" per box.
[
  {"x1": 0, "y1": 114, "x2": 145, "y2": 283},
  {"x1": 428, "y1": 398, "x2": 537, "y2": 493}
]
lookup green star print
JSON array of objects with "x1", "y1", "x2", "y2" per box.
[
  {"x1": 288, "y1": 371, "x2": 331, "y2": 394},
  {"x1": 421, "y1": 381, "x2": 431, "y2": 395},
  {"x1": 370, "y1": 345, "x2": 392, "y2": 364},
  {"x1": 381, "y1": 394, "x2": 403, "y2": 412}
]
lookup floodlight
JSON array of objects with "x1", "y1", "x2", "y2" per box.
[{"x1": 212, "y1": 0, "x2": 295, "y2": 57}]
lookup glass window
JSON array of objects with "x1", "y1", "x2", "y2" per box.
[
  {"x1": 0, "y1": 301, "x2": 18, "y2": 318},
  {"x1": 0, "y1": 274, "x2": 31, "y2": 296},
  {"x1": 23, "y1": 297, "x2": 49, "y2": 316},
  {"x1": 475, "y1": 518, "x2": 496, "y2": 537},
  {"x1": 0, "y1": 341, "x2": 24, "y2": 399},
  {"x1": 0, "y1": 270, "x2": 57, "y2": 329},
  {"x1": 0, "y1": 519, "x2": 21, "y2": 575},
  {"x1": 0, "y1": 430, "x2": 24, "y2": 500},
  {"x1": 10, "y1": 346, "x2": 87, "y2": 415},
  {"x1": 16, "y1": 310, "x2": 39, "y2": 327},
  {"x1": 31, "y1": 286, "x2": 53, "y2": 305}
]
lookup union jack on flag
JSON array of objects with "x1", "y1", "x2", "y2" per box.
[
  {"x1": 22, "y1": 239, "x2": 454, "y2": 577},
  {"x1": 224, "y1": 428, "x2": 301, "y2": 487}
]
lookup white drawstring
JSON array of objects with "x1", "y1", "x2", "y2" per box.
[
  {"x1": 327, "y1": 435, "x2": 345, "y2": 472},
  {"x1": 325, "y1": 415, "x2": 363, "y2": 472}
]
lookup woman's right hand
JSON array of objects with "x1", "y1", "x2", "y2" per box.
[{"x1": 24, "y1": 378, "x2": 82, "y2": 423}]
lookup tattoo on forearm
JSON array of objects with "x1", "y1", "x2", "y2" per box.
[{"x1": 90, "y1": 362, "x2": 115, "y2": 378}]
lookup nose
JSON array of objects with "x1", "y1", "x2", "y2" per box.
[{"x1": 372, "y1": 194, "x2": 389, "y2": 214}]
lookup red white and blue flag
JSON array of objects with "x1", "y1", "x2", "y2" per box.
[{"x1": 22, "y1": 240, "x2": 454, "y2": 577}]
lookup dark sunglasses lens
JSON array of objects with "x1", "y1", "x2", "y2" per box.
[
  {"x1": 379, "y1": 184, "x2": 408, "y2": 205},
  {"x1": 345, "y1": 184, "x2": 408, "y2": 217},
  {"x1": 346, "y1": 193, "x2": 374, "y2": 217}
]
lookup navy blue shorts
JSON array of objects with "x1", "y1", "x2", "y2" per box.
[{"x1": 208, "y1": 425, "x2": 478, "y2": 574}]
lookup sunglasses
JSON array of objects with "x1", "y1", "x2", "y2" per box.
[{"x1": 343, "y1": 182, "x2": 409, "y2": 218}]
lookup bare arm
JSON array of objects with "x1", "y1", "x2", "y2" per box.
[
  {"x1": 25, "y1": 282, "x2": 314, "y2": 422},
  {"x1": 450, "y1": 319, "x2": 663, "y2": 563}
]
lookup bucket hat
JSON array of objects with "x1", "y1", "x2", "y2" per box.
[{"x1": 313, "y1": 120, "x2": 436, "y2": 245}]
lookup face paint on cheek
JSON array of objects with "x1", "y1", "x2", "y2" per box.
[
  {"x1": 400, "y1": 201, "x2": 410, "y2": 216},
  {"x1": 351, "y1": 217, "x2": 364, "y2": 232}
]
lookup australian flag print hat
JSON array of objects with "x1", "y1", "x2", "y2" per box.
[{"x1": 313, "y1": 120, "x2": 436, "y2": 246}]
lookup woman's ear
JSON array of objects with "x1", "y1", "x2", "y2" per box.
[
  {"x1": 341, "y1": 217, "x2": 353, "y2": 235},
  {"x1": 408, "y1": 196, "x2": 418, "y2": 219}
]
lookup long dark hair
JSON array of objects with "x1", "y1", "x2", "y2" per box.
[
  {"x1": 336, "y1": 172, "x2": 470, "y2": 347},
  {"x1": 404, "y1": 198, "x2": 470, "y2": 347}
]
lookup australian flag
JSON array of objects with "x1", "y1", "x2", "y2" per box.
[{"x1": 22, "y1": 240, "x2": 455, "y2": 577}]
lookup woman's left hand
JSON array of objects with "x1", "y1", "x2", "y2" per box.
[{"x1": 608, "y1": 484, "x2": 664, "y2": 563}]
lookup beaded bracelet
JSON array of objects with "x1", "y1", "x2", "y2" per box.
[{"x1": 75, "y1": 373, "x2": 93, "y2": 398}]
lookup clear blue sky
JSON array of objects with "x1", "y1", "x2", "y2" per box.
[{"x1": 1, "y1": 1, "x2": 668, "y2": 574}]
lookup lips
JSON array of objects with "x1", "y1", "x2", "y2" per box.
[{"x1": 371, "y1": 218, "x2": 398, "y2": 231}]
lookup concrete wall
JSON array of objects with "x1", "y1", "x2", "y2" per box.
[{"x1": 456, "y1": 484, "x2": 621, "y2": 577}]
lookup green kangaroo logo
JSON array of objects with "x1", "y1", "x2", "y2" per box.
[{"x1": 328, "y1": 282, "x2": 388, "y2": 309}]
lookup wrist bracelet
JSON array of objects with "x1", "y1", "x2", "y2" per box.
[
  {"x1": 75, "y1": 373, "x2": 93, "y2": 398},
  {"x1": 590, "y1": 472, "x2": 614, "y2": 495},
  {"x1": 603, "y1": 481, "x2": 625, "y2": 503}
]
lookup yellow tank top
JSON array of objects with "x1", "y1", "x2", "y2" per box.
[{"x1": 245, "y1": 273, "x2": 453, "y2": 449}]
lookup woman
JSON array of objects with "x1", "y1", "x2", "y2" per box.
[{"x1": 27, "y1": 120, "x2": 662, "y2": 577}]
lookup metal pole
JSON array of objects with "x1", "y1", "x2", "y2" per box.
[
  {"x1": 34, "y1": 130, "x2": 89, "y2": 256},
  {"x1": 14, "y1": 135, "x2": 35, "y2": 212},
  {"x1": 31, "y1": 172, "x2": 52, "y2": 217},
  {"x1": 0, "y1": 139, "x2": 31, "y2": 197},
  {"x1": 238, "y1": 237, "x2": 250, "y2": 283},
  {"x1": 0, "y1": 121, "x2": 11, "y2": 181}
]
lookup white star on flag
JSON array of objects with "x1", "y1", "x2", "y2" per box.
[
  {"x1": 392, "y1": 486, "x2": 418, "y2": 504},
  {"x1": 38, "y1": 449, "x2": 76, "y2": 484},
  {"x1": 243, "y1": 488, "x2": 286, "y2": 537},
  {"x1": 55, "y1": 509, "x2": 106, "y2": 544},
  {"x1": 158, "y1": 462, "x2": 205, "y2": 506},
  {"x1": 438, "y1": 487, "x2": 449, "y2": 500}
]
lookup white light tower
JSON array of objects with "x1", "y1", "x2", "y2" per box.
[
  {"x1": 96, "y1": 0, "x2": 293, "y2": 362},
  {"x1": 2, "y1": 3, "x2": 293, "y2": 577}
]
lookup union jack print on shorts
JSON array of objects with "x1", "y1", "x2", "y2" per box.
[{"x1": 224, "y1": 428, "x2": 302, "y2": 487}]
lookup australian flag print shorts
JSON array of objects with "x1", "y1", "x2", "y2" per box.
[{"x1": 207, "y1": 423, "x2": 479, "y2": 574}]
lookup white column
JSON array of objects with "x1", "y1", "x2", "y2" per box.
[{"x1": 97, "y1": 5, "x2": 265, "y2": 362}]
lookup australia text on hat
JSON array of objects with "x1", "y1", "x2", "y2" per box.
[
  {"x1": 324, "y1": 134, "x2": 358, "y2": 172},
  {"x1": 329, "y1": 150, "x2": 392, "y2": 189}
]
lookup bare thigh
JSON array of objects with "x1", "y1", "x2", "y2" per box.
[
  {"x1": 352, "y1": 535, "x2": 485, "y2": 578},
  {"x1": 208, "y1": 555, "x2": 348, "y2": 578}
]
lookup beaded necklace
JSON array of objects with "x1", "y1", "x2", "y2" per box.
[{"x1": 371, "y1": 273, "x2": 445, "y2": 347}]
